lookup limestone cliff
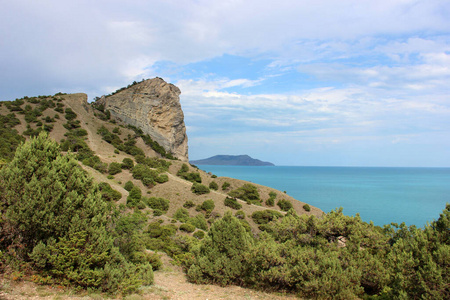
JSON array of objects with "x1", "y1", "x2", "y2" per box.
[{"x1": 99, "y1": 78, "x2": 188, "y2": 161}]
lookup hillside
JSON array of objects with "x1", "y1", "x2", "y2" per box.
[
  {"x1": 2, "y1": 79, "x2": 447, "y2": 299},
  {"x1": 191, "y1": 154, "x2": 275, "y2": 166},
  {"x1": 0, "y1": 79, "x2": 322, "y2": 298}
]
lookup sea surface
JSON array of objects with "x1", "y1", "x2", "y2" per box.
[{"x1": 196, "y1": 165, "x2": 450, "y2": 227}]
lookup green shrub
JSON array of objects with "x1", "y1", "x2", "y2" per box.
[
  {"x1": 180, "y1": 223, "x2": 196, "y2": 233},
  {"x1": 145, "y1": 197, "x2": 170, "y2": 212},
  {"x1": 183, "y1": 200, "x2": 195, "y2": 209},
  {"x1": 277, "y1": 199, "x2": 293, "y2": 211},
  {"x1": 303, "y1": 204, "x2": 311, "y2": 212},
  {"x1": 191, "y1": 183, "x2": 210, "y2": 195},
  {"x1": 0, "y1": 133, "x2": 152, "y2": 293},
  {"x1": 142, "y1": 177, "x2": 155, "y2": 187},
  {"x1": 122, "y1": 158, "x2": 134, "y2": 169},
  {"x1": 174, "y1": 208, "x2": 190, "y2": 223},
  {"x1": 266, "y1": 191, "x2": 277, "y2": 206},
  {"x1": 153, "y1": 209, "x2": 163, "y2": 216},
  {"x1": 177, "y1": 163, "x2": 201, "y2": 183},
  {"x1": 112, "y1": 127, "x2": 121, "y2": 134},
  {"x1": 228, "y1": 184, "x2": 260, "y2": 204},
  {"x1": 98, "y1": 182, "x2": 122, "y2": 201},
  {"x1": 201, "y1": 199, "x2": 215, "y2": 211},
  {"x1": 188, "y1": 214, "x2": 208, "y2": 231},
  {"x1": 224, "y1": 197, "x2": 242, "y2": 210},
  {"x1": 187, "y1": 212, "x2": 253, "y2": 286},
  {"x1": 124, "y1": 181, "x2": 134, "y2": 191},
  {"x1": 222, "y1": 181, "x2": 231, "y2": 190},
  {"x1": 251, "y1": 210, "x2": 283, "y2": 225},
  {"x1": 235, "y1": 210, "x2": 245, "y2": 219},
  {"x1": 193, "y1": 231, "x2": 205, "y2": 240},
  {"x1": 209, "y1": 181, "x2": 219, "y2": 190},
  {"x1": 155, "y1": 174, "x2": 169, "y2": 183},
  {"x1": 64, "y1": 108, "x2": 77, "y2": 120},
  {"x1": 106, "y1": 175, "x2": 114, "y2": 179},
  {"x1": 127, "y1": 186, "x2": 142, "y2": 208},
  {"x1": 108, "y1": 162, "x2": 122, "y2": 175},
  {"x1": 94, "y1": 161, "x2": 108, "y2": 173}
]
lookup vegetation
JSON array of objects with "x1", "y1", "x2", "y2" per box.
[
  {"x1": 121, "y1": 157, "x2": 134, "y2": 169},
  {"x1": 224, "y1": 197, "x2": 242, "y2": 210},
  {"x1": 187, "y1": 212, "x2": 253, "y2": 286},
  {"x1": 228, "y1": 184, "x2": 260, "y2": 205},
  {"x1": 266, "y1": 191, "x2": 276, "y2": 206},
  {"x1": 1, "y1": 92, "x2": 448, "y2": 299},
  {"x1": 177, "y1": 163, "x2": 202, "y2": 183},
  {"x1": 108, "y1": 162, "x2": 122, "y2": 175},
  {"x1": 277, "y1": 199, "x2": 293, "y2": 211},
  {"x1": 209, "y1": 181, "x2": 219, "y2": 190},
  {"x1": 0, "y1": 113, "x2": 24, "y2": 162},
  {"x1": 144, "y1": 197, "x2": 170, "y2": 213},
  {"x1": 183, "y1": 206, "x2": 450, "y2": 299},
  {"x1": 98, "y1": 182, "x2": 122, "y2": 201},
  {"x1": 191, "y1": 183, "x2": 210, "y2": 195},
  {"x1": 303, "y1": 203, "x2": 311, "y2": 212},
  {"x1": 222, "y1": 181, "x2": 231, "y2": 190},
  {"x1": 0, "y1": 133, "x2": 153, "y2": 294}
]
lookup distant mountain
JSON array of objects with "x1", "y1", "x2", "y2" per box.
[{"x1": 190, "y1": 155, "x2": 275, "y2": 166}]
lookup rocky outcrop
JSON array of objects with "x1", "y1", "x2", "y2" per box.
[{"x1": 99, "y1": 78, "x2": 188, "y2": 161}]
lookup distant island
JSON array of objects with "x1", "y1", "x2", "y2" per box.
[{"x1": 190, "y1": 155, "x2": 275, "y2": 166}]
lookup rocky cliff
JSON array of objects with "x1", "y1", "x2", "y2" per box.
[{"x1": 98, "y1": 78, "x2": 189, "y2": 161}]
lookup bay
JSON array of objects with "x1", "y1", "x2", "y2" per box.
[{"x1": 196, "y1": 165, "x2": 450, "y2": 227}]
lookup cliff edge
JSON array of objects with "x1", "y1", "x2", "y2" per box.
[{"x1": 98, "y1": 78, "x2": 189, "y2": 161}]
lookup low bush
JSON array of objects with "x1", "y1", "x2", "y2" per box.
[
  {"x1": 251, "y1": 210, "x2": 283, "y2": 225},
  {"x1": 193, "y1": 230, "x2": 205, "y2": 239},
  {"x1": 188, "y1": 214, "x2": 208, "y2": 231},
  {"x1": 98, "y1": 182, "x2": 122, "y2": 201},
  {"x1": 209, "y1": 181, "x2": 219, "y2": 190},
  {"x1": 124, "y1": 181, "x2": 134, "y2": 191},
  {"x1": 174, "y1": 208, "x2": 190, "y2": 223},
  {"x1": 121, "y1": 158, "x2": 134, "y2": 169},
  {"x1": 145, "y1": 197, "x2": 170, "y2": 212},
  {"x1": 277, "y1": 199, "x2": 293, "y2": 211},
  {"x1": 266, "y1": 191, "x2": 277, "y2": 206},
  {"x1": 235, "y1": 210, "x2": 246, "y2": 219},
  {"x1": 108, "y1": 162, "x2": 122, "y2": 175},
  {"x1": 183, "y1": 200, "x2": 195, "y2": 209},
  {"x1": 228, "y1": 184, "x2": 260, "y2": 205},
  {"x1": 303, "y1": 203, "x2": 311, "y2": 212},
  {"x1": 191, "y1": 183, "x2": 210, "y2": 195},
  {"x1": 222, "y1": 181, "x2": 231, "y2": 190},
  {"x1": 64, "y1": 108, "x2": 77, "y2": 120},
  {"x1": 155, "y1": 174, "x2": 169, "y2": 183},
  {"x1": 200, "y1": 199, "x2": 215, "y2": 212},
  {"x1": 180, "y1": 223, "x2": 196, "y2": 233},
  {"x1": 127, "y1": 186, "x2": 142, "y2": 208},
  {"x1": 224, "y1": 197, "x2": 242, "y2": 210}
]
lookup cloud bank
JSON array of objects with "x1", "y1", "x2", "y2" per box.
[{"x1": 1, "y1": 0, "x2": 449, "y2": 166}]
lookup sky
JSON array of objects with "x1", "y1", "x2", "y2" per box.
[{"x1": 1, "y1": 0, "x2": 450, "y2": 167}]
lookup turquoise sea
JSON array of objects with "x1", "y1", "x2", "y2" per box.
[{"x1": 196, "y1": 165, "x2": 450, "y2": 227}]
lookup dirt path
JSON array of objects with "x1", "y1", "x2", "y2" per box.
[
  {"x1": 146, "y1": 254, "x2": 297, "y2": 300},
  {"x1": 0, "y1": 254, "x2": 297, "y2": 300}
]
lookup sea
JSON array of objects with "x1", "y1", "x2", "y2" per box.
[{"x1": 196, "y1": 165, "x2": 450, "y2": 227}]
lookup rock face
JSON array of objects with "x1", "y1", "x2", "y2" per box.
[{"x1": 100, "y1": 78, "x2": 188, "y2": 161}]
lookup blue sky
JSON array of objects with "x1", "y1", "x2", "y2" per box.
[{"x1": 1, "y1": 0, "x2": 450, "y2": 167}]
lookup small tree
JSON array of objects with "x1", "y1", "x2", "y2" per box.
[
  {"x1": 209, "y1": 181, "x2": 219, "y2": 190},
  {"x1": 191, "y1": 183, "x2": 210, "y2": 195},
  {"x1": 187, "y1": 212, "x2": 253, "y2": 286}
]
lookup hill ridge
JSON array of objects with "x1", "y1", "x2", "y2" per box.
[{"x1": 191, "y1": 154, "x2": 275, "y2": 166}]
